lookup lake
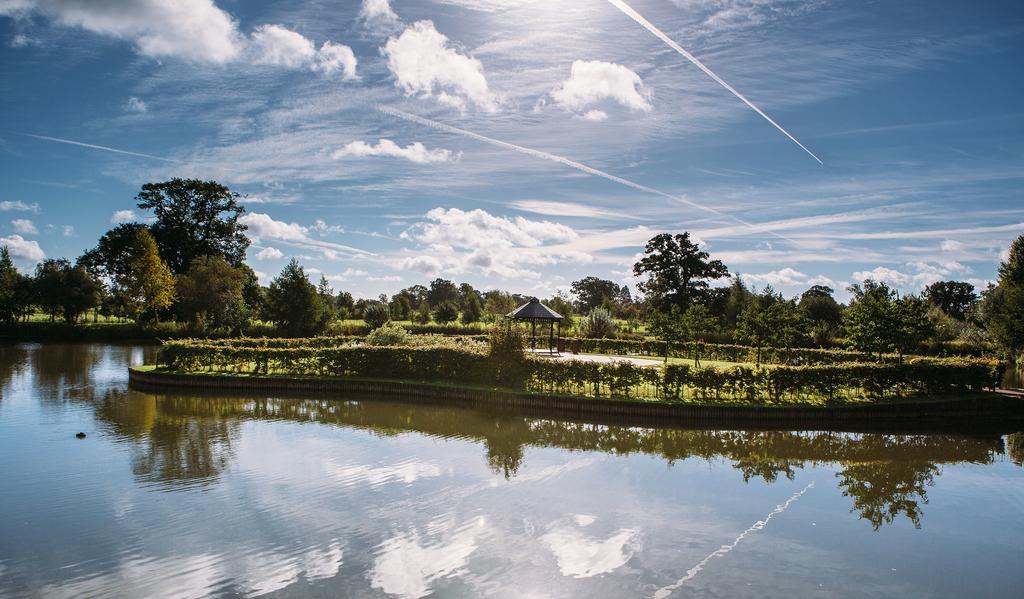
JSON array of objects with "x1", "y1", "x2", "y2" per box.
[{"x1": 1, "y1": 344, "x2": 1022, "y2": 598}]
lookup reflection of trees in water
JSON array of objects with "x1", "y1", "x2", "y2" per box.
[
  {"x1": 1007, "y1": 433, "x2": 1024, "y2": 466},
  {"x1": 99, "y1": 392, "x2": 1009, "y2": 529},
  {"x1": 837, "y1": 460, "x2": 938, "y2": 529},
  {"x1": 96, "y1": 389, "x2": 238, "y2": 489},
  {"x1": 0, "y1": 345, "x2": 30, "y2": 399}
]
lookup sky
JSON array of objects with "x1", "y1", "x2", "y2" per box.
[{"x1": 1, "y1": 0, "x2": 1022, "y2": 302}]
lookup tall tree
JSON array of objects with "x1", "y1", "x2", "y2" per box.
[
  {"x1": 845, "y1": 280, "x2": 933, "y2": 358},
  {"x1": 633, "y1": 233, "x2": 729, "y2": 310},
  {"x1": 570, "y1": 276, "x2": 630, "y2": 312},
  {"x1": 798, "y1": 285, "x2": 843, "y2": 345},
  {"x1": 32, "y1": 259, "x2": 100, "y2": 324},
  {"x1": 262, "y1": 259, "x2": 332, "y2": 336},
  {"x1": 78, "y1": 223, "x2": 150, "y2": 282},
  {"x1": 0, "y1": 246, "x2": 34, "y2": 326},
  {"x1": 923, "y1": 281, "x2": 978, "y2": 320},
  {"x1": 461, "y1": 291, "x2": 483, "y2": 324},
  {"x1": 135, "y1": 178, "x2": 249, "y2": 274},
  {"x1": 122, "y1": 229, "x2": 176, "y2": 322},
  {"x1": 986, "y1": 235, "x2": 1024, "y2": 357},
  {"x1": 736, "y1": 288, "x2": 805, "y2": 366},
  {"x1": 427, "y1": 278, "x2": 459, "y2": 307},
  {"x1": 175, "y1": 255, "x2": 249, "y2": 332}
]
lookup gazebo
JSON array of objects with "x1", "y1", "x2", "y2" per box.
[{"x1": 506, "y1": 297, "x2": 564, "y2": 354}]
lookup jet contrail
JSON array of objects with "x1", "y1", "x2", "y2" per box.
[
  {"x1": 652, "y1": 481, "x2": 814, "y2": 598},
  {"x1": 22, "y1": 133, "x2": 179, "y2": 163},
  {"x1": 378, "y1": 105, "x2": 795, "y2": 242},
  {"x1": 605, "y1": 0, "x2": 823, "y2": 165}
]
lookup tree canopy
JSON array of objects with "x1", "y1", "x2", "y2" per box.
[
  {"x1": 633, "y1": 233, "x2": 729, "y2": 310},
  {"x1": 923, "y1": 281, "x2": 978, "y2": 320}
]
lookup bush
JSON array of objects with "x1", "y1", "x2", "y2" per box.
[
  {"x1": 363, "y1": 302, "x2": 391, "y2": 329},
  {"x1": 365, "y1": 322, "x2": 410, "y2": 346},
  {"x1": 580, "y1": 308, "x2": 616, "y2": 339},
  {"x1": 433, "y1": 301, "x2": 459, "y2": 324}
]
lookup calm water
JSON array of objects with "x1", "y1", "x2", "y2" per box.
[{"x1": 1, "y1": 344, "x2": 1022, "y2": 598}]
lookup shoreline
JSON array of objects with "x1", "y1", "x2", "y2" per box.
[{"x1": 128, "y1": 366, "x2": 1024, "y2": 430}]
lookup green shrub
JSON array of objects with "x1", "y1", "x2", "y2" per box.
[
  {"x1": 363, "y1": 302, "x2": 391, "y2": 329},
  {"x1": 365, "y1": 322, "x2": 410, "y2": 346},
  {"x1": 580, "y1": 308, "x2": 616, "y2": 339}
]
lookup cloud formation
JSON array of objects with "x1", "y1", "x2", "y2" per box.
[
  {"x1": 0, "y1": 200, "x2": 40, "y2": 213},
  {"x1": 0, "y1": 234, "x2": 44, "y2": 262},
  {"x1": 551, "y1": 60, "x2": 652, "y2": 116},
  {"x1": 11, "y1": 218, "x2": 37, "y2": 235},
  {"x1": 250, "y1": 24, "x2": 357, "y2": 78},
  {"x1": 240, "y1": 212, "x2": 371, "y2": 258},
  {"x1": 110, "y1": 209, "x2": 137, "y2": 224},
  {"x1": 384, "y1": 21, "x2": 499, "y2": 111},
  {"x1": 332, "y1": 139, "x2": 456, "y2": 164}
]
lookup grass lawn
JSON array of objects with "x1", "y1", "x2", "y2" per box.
[{"x1": 596, "y1": 353, "x2": 759, "y2": 369}]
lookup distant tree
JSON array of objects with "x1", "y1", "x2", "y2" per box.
[
  {"x1": 135, "y1": 178, "x2": 249, "y2": 274},
  {"x1": 923, "y1": 281, "x2": 978, "y2": 320},
  {"x1": 433, "y1": 300, "x2": 459, "y2": 324},
  {"x1": 389, "y1": 295, "x2": 411, "y2": 320},
  {"x1": 845, "y1": 280, "x2": 933, "y2": 359},
  {"x1": 33, "y1": 259, "x2": 100, "y2": 324},
  {"x1": 335, "y1": 290, "x2": 355, "y2": 319},
  {"x1": 545, "y1": 293, "x2": 575, "y2": 330},
  {"x1": 316, "y1": 275, "x2": 338, "y2": 324},
  {"x1": 570, "y1": 276, "x2": 630, "y2": 313},
  {"x1": 427, "y1": 278, "x2": 459, "y2": 307},
  {"x1": 458, "y1": 282, "x2": 478, "y2": 304},
  {"x1": 681, "y1": 303, "x2": 719, "y2": 366},
  {"x1": 175, "y1": 255, "x2": 249, "y2": 332},
  {"x1": 633, "y1": 233, "x2": 729, "y2": 310},
  {"x1": 262, "y1": 259, "x2": 332, "y2": 336},
  {"x1": 648, "y1": 306, "x2": 686, "y2": 363},
  {"x1": 985, "y1": 235, "x2": 1024, "y2": 357},
  {"x1": 363, "y1": 302, "x2": 391, "y2": 328},
  {"x1": 798, "y1": 285, "x2": 843, "y2": 345},
  {"x1": 580, "y1": 307, "x2": 616, "y2": 339},
  {"x1": 461, "y1": 291, "x2": 483, "y2": 324},
  {"x1": 736, "y1": 288, "x2": 806, "y2": 366},
  {"x1": 395, "y1": 285, "x2": 428, "y2": 310},
  {"x1": 121, "y1": 229, "x2": 176, "y2": 323},
  {"x1": 411, "y1": 301, "x2": 432, "y2": 324},
  {"x1": 483, "y1": 290, "x2": 517, "y2": 320},
  {"x1": 0, "y1": 246, "x2": 34, "y2": 326}
]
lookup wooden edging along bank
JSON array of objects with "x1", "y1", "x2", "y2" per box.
[{"x1": 128, "y1": 367, "x2": 1024, "y2": 427}]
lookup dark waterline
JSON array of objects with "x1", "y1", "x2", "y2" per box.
[{"x1": 1, "y1": 344, "x2": 1022, "y2": 598}]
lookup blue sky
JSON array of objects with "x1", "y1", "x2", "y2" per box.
[{"x1": 1, "y1": 0, "x2": 1022, "y2": 302}]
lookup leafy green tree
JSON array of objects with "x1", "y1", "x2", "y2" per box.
[
  {"x1": 389, "y1": 295, "x2": 411, "y2": 320},
  {"x1": 798, "y1": 285, "x2": 843, "y2": 345},
  {"x1": 427, "y1": 278, "x2": 459, "y2": 307},
  {"x1": 335, "y1": 290, "x2": 355, "y2": 319},
  {"x1": 845, "y1": 280, "x2": 933, "y2": 359},
  {"x1": 411, "y1": 301, "x2": 432, "y2": 324},
  {"x1": 363, "y1": 302, "x2": 391, "y2": 328},
  {"x1": 892, "y1": 295, "x2": 935, "y2": 356},
  {"x1": 633, "y1": 233, "x2": 729, "y2": 310},
  {"x1": 0, "y1": 246, "x2": 34, "y2": 326},
  {"x1": 736, "y1": 288, "x2": 806, "y2": 366},
  {"x1": 78, "y1": 223, "x2": 150, "y2": 282},
  {"x1": 433, "y1": 300, "x2": 459, "y2": 324},
  {"x1": 175, "y1": 255, "x2": 249, "y2": 332},
  {"x1": 648, "y1": 305, "x2": 686, "y2": 363},
  {"x1": 681, "y1": 303, "x2": 719, "y2": 366},
  {"x1": 135, "y1": 178, "x2": 249, "y2": 274},
  {"x1": 580, "y1": 307, "x2": 616, "y2": 339},
  {"x1": 483, "y1": 290, "x2": 517, "y2": 320},
  {"x1": 33, "y1": 259, "x2": 100, "y2": 324},
  {"x1": 262, "y1": 259, "x2": 332, "y2": 336},
  {"x1": 461, "y1": 291, "x2": 483, "y2": 324},
  {"x1": 923, "y1": 281, "x2": 978, "y2": 320},
  {"x1": 122, "y1": 229, "x2": 176, "y2": 323},
  {"x1": 985, "y1": 235, "x2": 1024, "y2": 357},
  {"x1": 570, "y1": 276, "x2": 631, "y2": 313}
]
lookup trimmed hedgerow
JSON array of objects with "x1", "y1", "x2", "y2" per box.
[{"x1": 157, "y1": 340, "x2": 1002, "y2": 404}]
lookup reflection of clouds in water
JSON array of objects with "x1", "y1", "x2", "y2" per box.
[
  {"x1": 36, "y1": 541, "x2": 343, "y2": 599},
  {"x1": 326, "y1": 457, "x2": 445, "y2": 488},
  {"x1": 541, "y1": 517, "x2": 638, "y2": 578},
  {"x1": 371, "y1": 519, "x2": 483, "y2": 599},
  {"x1": 38, "y1": 553, "x2": 224, "y2": 599},
  {"x1": 511, "y1": 456, "x2": 602, "y2": 483}
]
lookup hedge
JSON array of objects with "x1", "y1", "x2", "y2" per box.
[{"x1": 157, "y1": 341, "x2": 1003, "y2": 404}]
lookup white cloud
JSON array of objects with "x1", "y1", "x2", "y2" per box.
[
  {"x1": 250, "y1": 25, "x2": 357, "y2": 79},
  {"x1": 240, "y1": 212, "x2": 371, "y2": 258},
  {"x1": 111, "y1": 209, "x2": 138, "y2": 224},
  {"x1": 744, "y1": 267, "x2": 807, "y2": 286},
  {"x1": 383, "y1": 20, "x2": 499, "y2": 112},
  {"x1": 125, "y1": 96, "x2": 147, "y2": 113},
  {"x1": 551, "y1": 60, "x2": 652, "y2": 117},
  {"x1": 332, "y1": 139, "x2": 456, "y2": 164},
  {"x1": 62, "y1": 225, "x2": 75, "y2": 237},
  {"x1": 398, "y1": 207, "x2": 583, "y2": 279},
  {"x1": 940, "y1": 239, "x2": 965, "y2": 252},
  {"x1": 0, "y1": 234, "x2": 45, "y2": 262},
  {"x1": 256, "y1": 246, "x2": 284, "y2": 260},
  {"x1": 852, "y1": 260, "x2": 972, "y2": 291},
  {"x1": 360, "y1": 0, "x2": 400, "y2": 32},
  {"x1": 540, "y1": 520, "x2": 638, "y2": 579},
  {"x1": 311, "y1": 220, "x2": 345, "y2": 235},
  {"x1": 0, "y1": 0, "x2": 243, "y2": 63},
  {"x1": 0, "y1": 200, "x2": 40, "y2": 213},
  {"x1": 11, "y1": 219, "x2": 37, "y2": 235}
]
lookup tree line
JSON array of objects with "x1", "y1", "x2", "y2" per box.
[{"x1": 0, "y1": 179, "x2": 1021, "y2": 362}]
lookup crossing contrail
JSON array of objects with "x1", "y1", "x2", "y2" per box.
[
  {"x1": 605, "y1": 0, "x2": 823, "y2": 165},
  {"x1": 652, "y1": 481, "x2": 814, "y2": 598},
  {"x1": 22, "y1": 133, "x2": 179, "y2": 163},
  {"x1": 377, "y1": 105, "x2": 796, "y2": 242}
]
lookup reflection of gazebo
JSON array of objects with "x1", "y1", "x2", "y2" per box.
[{"x1": 506, "y1": 297, "x2": 564, "y2": 354}]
